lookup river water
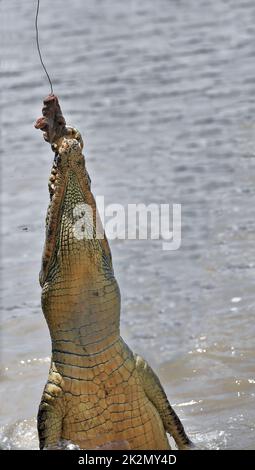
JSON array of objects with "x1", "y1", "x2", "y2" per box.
[{"x1": 1, "y1": 0, "x2": 255, "y2": 450}]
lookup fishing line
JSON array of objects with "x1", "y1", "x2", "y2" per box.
[{"x1": 35, "y1": 0, "x2": 54, "y2": 94}]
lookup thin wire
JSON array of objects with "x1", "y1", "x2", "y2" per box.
[{"x1": 35, "y1": 0, "x2": 54, "y2": 94}]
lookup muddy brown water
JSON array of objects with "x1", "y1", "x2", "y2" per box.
[{"x1": 1, "y1": 0, "x2": 255, "y2": 449}]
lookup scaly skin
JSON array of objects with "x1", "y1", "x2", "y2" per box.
[{"x1": 36, "y1": 102, "x2": 194, "y2": 450}]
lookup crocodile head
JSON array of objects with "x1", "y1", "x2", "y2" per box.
[{"x1": 39, "y1": 128, "x2": 108, "y2": 287}]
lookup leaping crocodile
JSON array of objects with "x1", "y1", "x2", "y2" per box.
[{"x1": 35, "y1": 95, "x2": 194, "y2": 450}]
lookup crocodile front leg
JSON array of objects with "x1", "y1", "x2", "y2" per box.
[
  {"x1": 37, "y1": 365, "x2": 65, "y2": 449},
  {"x1": 135, "y1": 355, "x2": 195, "y2": 450}
]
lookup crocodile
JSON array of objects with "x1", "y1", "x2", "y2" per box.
[{"x1": 35, "y1": 95, "x2": 194, "y2": 450}]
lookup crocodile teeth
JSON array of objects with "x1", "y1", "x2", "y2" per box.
[{"x1": 48, "y1": 182, "x2": 55, "y2": 195}]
